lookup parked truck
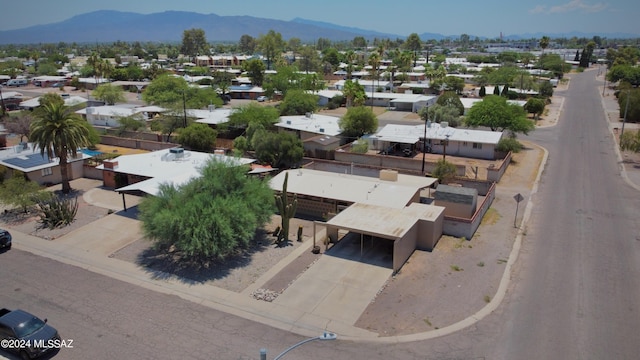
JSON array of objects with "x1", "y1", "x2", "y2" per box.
[{"x1": 0, "y1": 308, "x2": 60, "y2": 359}]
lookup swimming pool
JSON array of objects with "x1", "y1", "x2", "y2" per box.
[{"x1": 80, "y1": 149, "x2": 104, "y2": 157}]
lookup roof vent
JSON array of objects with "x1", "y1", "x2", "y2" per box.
[
  {"x1": 286, "y1": 120, "x2": 291, "y2": 125},
  {"x1": 170, "y1": 147, "x2": 184, "y2": 158},
  {"x1": 319, "y1": 128, "x2": 325, "y2": 133},
  {"x1": 441, "y1": 121, "x2": 448, "y2": 128},
  {"x1": 305, "y1": 112, "x2": 312, "y2": 118}
]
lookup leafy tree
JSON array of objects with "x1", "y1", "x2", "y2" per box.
[
  {"x1": 465, "y1": 95, "x2": 534, "y2": 135},
  {"x1": 227, "y1": 103, "x2": 280, "y2": 130},
  {"x1": 420, "y1": 104, "x2": 463, "y2": 127},
  {"x1": 479, "y1": 86, "x2": 486, "y2": 97},
  {"x1": 298, "y1": 46, "x2": 321, "y2": 73},
  {"x1": 253, "y1": 130, "x2": 304, "y2": 168},
  {"x1": 443, "y1": 77, "x2": 465, "y2": 95},
  {"x1": 539, "y1": 36, "x2": 550, "y2": 55},
  {"x1": 138, "y1": 159, "x2": 274, "y2": 260},
  {"x1": 117, "y1": 115, "x2": 146, "y2": 134},
  {"x1": 539, "y1": 54, "x2": 566, "y2": 78},
  {"x1": 176, "y1": 123, "x2": 217, "y2": 152},
  {"x1": 579, "y1": 41, "x2": 596, "y2": 68},
  {"x1": 263, "y1": 64, "x2": 303, "y2": 97},
  {"x1": 607, "y1": 65, "x2": 640, "y2": 87},
  {"x1": 524, "y1": 98, "x2": 546, "y2": 120},
  {"x1": 238, "y1": 34, "x2": 257, "y2": 54},
  {"x1": 539, "y1": 81, "x2": 554, "y2": 98},
  {"x1": 436, "y1": 91, "x2": 464, "y2": 115},
  {"x1": 279, "y1": 89, "x2": 318, "y2": 116},
  {"x1": 493, "y1": 85, "x2": 500, "y2": 95},
  {"x1": 92, "y1": 83, "x2": 126, "y2": 105},
  {"x1": 0, "y1": 174, "x2": 49, "y2": 213},
  {"x1": 29, "y1": 95, "x2": 91, "y2": 193},
  {"x1": 405, "y1": 33, "x2": 422, "y2": 67},
  {"x1": 322, "y1": 48, "x2": 340, "y2": 69},
  {"x1": 617, "y1": 88, "x2": 640, "y2": 122},
  {"x1": 243, "y1": 58, "x2": 266, "y2": 86},
  {"x1": 181, "y1": 28, "x2": 208, "y2": 58},
  {"x1": 339, "y1": 106, "x2": 378, "y2": 139},
  {"x1": 143, "y1": 75, "x2": 221, "y2": 109},
  {"x1": 258, "y1": 30, "x2": 284, "y2": 70},
  {"x1": 431, "y1": 159, "x2": 457, "y2": 184},
  {"x1": 351, "y1": 138, "x2": 369, "y2": 153},
  {"x1": 496, "y1": 136, "x2": 524, "y2": 153},
  {"x1": 342, "y1": 79, "x2": 366, "y2": 107},
  {"x1": 316, "y1": 37, "x2": 332, "y2": 51},
  {"x1": 232, "y1": 135, "x2": 249, "y2": 156},
  {"x1": 606, "y1": 46, "x2": 640, "y2": 67},
  {"x1": 352, "y1": 36, "x2": 367, "y2": 49}
]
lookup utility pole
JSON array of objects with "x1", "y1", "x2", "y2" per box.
[{"x1": 621, "y1": 89, "x2": 630, "y2": 136}]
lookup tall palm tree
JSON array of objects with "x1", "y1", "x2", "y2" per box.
[
  {"x1": 30, "y1": 98, "x2": 91, "y2": 194},
  {"x1": 345, "y1": 50, "x2": 356, "y2": 80},
  {"x1": 368, "y1": 51, "x2": 381, "y2": 91}
]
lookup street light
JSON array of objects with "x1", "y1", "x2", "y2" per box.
[{"x1": 261, "y1": 332, "x2": 337, "y2": 360}]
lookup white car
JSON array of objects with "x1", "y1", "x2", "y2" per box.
[{"x1": 256, "y1": 96, "x2": 267, "y2": 102}]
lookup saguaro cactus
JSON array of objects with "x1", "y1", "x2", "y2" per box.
[{"x1": 275, "y1": 172, "x2": 297, "y2": 246}]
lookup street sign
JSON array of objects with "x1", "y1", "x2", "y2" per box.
[{"x1": 513, "y1": 193, "x2": 524, "y2": 228}]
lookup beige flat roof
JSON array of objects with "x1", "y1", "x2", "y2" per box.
[
  {"x1": 327, "y1": 202, "x2": 445, "y2": 239},
  {"x1": 270, "y1": 169, "x2": 437, "y2": 209}
]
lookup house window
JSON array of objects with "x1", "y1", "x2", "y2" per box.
[
  {"x1": 473, "y1": 143, "x2": 482, "y2": 149},
  {"x1": 462, "y1": 141, "x2": 469, "y2": 146},
  {"x1": 41, "y1": 167, "x2": 53, "y2": 176}
]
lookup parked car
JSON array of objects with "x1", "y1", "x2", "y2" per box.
[
  {"x1": 3, "y1": 103, "x2": 19, "y2": 111},
  {"x1": 6, "y1": 79, "x2": 28, "y2": 87},
  {"x1": 51, "y1": 82, "x2": 64, "y2": 88},
  {"x1": 0, "y1": 228, "x2": 10, "y2": 250},
  {"x1": 0, "y1": 308, "x2": 60, "y2": 359},
  {"x1": 256, "y1": 95, "x2": 268, "y2": 102}
]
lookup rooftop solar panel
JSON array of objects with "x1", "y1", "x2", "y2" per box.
[{"x1": 2, "y1": 153, "x2": 52, "y2": 170}]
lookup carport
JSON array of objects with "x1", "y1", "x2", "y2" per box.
[{"x1": 320, "y1": 202, "x2": 445, "y2": 273}]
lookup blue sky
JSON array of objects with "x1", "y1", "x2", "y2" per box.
[{"x1": 2, "y1": 0, "x2": 638, "y2": 37}]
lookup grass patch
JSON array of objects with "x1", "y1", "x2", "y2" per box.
[
  {"x1": 477, "y1": 261, "x2": 485, "y2": 267},
  {"x1": 484, "y1": 295, "x2": 491, "y2": 303},
  {"x1": 480, "y1": 208, "x2": 501, "y2": 226},
  {"x1": 450, "y1": 265, "x2": 463, "y2": 272},
  {"x1": 497, "y1": 258, "x2": 508, "y2": 264}
]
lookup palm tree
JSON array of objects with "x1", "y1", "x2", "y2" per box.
[
  {"x1": 345, "y1": 50, "x2": 356, "y2": 80},
  {"x1": 368, "y1": 51, "x2": 381, "y2": 91},
  {"x1": 538, "y1": 36, "x2": 550, "y2": 77},
  {"x1": 30, "y1": 97, "x2": 91, "y2": 194}
]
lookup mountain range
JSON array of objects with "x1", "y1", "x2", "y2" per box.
[{"x1": 0, "y1": 10, "x2": 636, "y2": 45}]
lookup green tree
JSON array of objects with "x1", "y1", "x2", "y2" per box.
[
  {"x1": 339, "y1": 106, "x2": 378, "y2": 139},
  {"x1": 243, "y1": 58, "x2": 266, "y2": 86},
  {"x1": 465, "y1": 95, "x2": 534, "y2": 135},
  {"x1": 262, "y1": 64, "x2": 302, "y2": 97},
  {"x1": 181, "y1": 28, "x2": 208, "y2": 58},
  {"x1": 405, "y1": 33, "x2": 422, "y2": 67},
  {"x1": 431, "y1": 159, "x2": 457, "y2": 184},
  {"x1": 579, "y1": 41, "x2": 596, "y2": 68},
  {"x1": 176, "y1": 123, "x2": 217, "y2": 152},
  {"x1": 238, "y1": 34, "x2": 257, "y2": 54},
  {"x1": 143, "y1": 75, "x2": 221, "y2": 109},
  {"x1": 30, "y1": 96, "x2": 91, "y2": 193},
  {"x1": 3, "y1": 113, "x2": 33, "y2": 143},
  {"x1": 436, "y1": 91, "x2": 464, "y2": 115},
  {"x1": 443, "y1": 77, "x2": 465, "y2": 95},
  {"x1": 117, "y1": 115, "x2": 146, "y2": 134},
  {"x1": 617, "y1": 88, "x2": 640, "y2": 123},
  {"x1": 279, "y1": 89, "x2": 318, "y2": 116},
  {"x1": 352, "y1": 36, "x2": 367, "y2": 49},
  {"x1": 479, "y1": 85, "x2": 487, "y2": 97},
  {"x1": 524, "y1": 98, "x2": 546, "y2": 120},
  {"x1": 0, "y1": 174, "x2": 49, "y2": 213},
  {"x1": 138, "y1": 159, "x2": 274, "y2": 260},
  {"x1": 253, "y1": 131, "x2": 304, "y2": 168},
  {"x1": 92, "y1": 84, "x2": 126, "y2": 105},
  {"x1": 258, "y1": 30, "x2": 284, "y2": 70},
  {"x1": 608, "y1": 65, "x2": 640, "y2": 87},
  {"x1": 227, "y1": 103, "x2": 280, "y2": 130},
  {"x1": 496, "y1": 136, "x2": 524, "y2": 153},
  {"x1": 539, "y1": 36, "x2": 550, "y2": 56},
  {"x1": 421, "y1": 104, "x2": 463, "y2": 127},
  {"x1": 539, "y1": 81, "x2": 554, "y2": 98}
]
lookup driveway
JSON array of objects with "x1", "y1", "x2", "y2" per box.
[{"x1": 274, "y1": 233, "x2": 392, "y2": 327}]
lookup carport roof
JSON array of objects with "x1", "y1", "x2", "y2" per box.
[{"x1": 327, "y1": 202, "x2": 445, "y2": 239}]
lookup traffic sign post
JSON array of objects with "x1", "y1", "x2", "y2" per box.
[{"x1": 513, "y1": 193, "x2": 524, "y2": 228}]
